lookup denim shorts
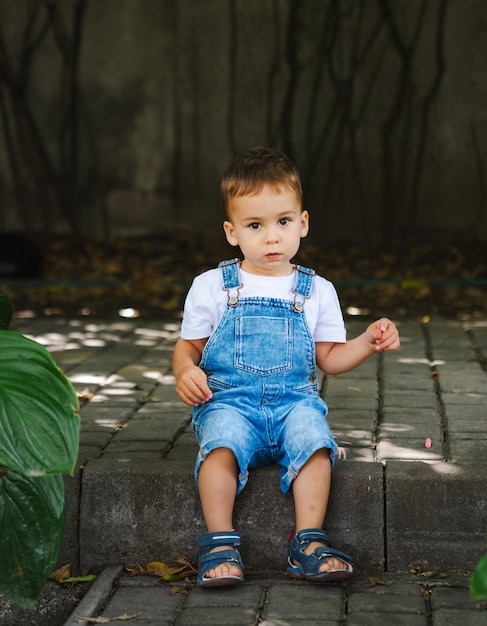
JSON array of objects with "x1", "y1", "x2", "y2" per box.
[{"x1": 192, "y1": 385, "x2": 337, "y2": 496}]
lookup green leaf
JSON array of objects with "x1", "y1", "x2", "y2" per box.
[
  {"x1": 0, "y1": 471, "x2": 65, "y2": 608},
  {"x1": 0, "y1": 330, "x2": 80, "y2": 476},
  {"x1": 471, "y1": 551, "x2": 487, "y2": 600},
  {"x1": 58, "y1": 574, "x2": 97, "y2": 584},
  {"x1": 0, "y1": 294, "x2": 14, "y2": 330}
]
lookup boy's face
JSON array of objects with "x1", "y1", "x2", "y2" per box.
[{"x1": 223, "y1": 184, "x2": 309, "y2": 276}]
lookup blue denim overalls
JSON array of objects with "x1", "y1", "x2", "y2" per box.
[{"x1": 192, "y1": 259, "x2": 337, "y2": 495}]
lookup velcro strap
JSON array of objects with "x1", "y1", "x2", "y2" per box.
[{"x1": 198, "y1": 531, "x2": 241, "y2": 550}]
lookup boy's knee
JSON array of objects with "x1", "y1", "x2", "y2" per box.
[
  {"x1": 309, "y1": 447, "x2": 331, "y2": 460},
  {"x1": 306, "y1": 447, "x2": 332, "y2": 469},
  {"x1": 204, "y1": 447, "x2": 238, "y2": 466}
]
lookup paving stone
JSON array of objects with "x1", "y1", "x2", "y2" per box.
[
  {"x1": 447, "y1": 422, "x2": 487, "y2": 436},
  {"x1": 437, "y1": 365, "x2": 487, "y2": 393},
  {"x1": 111, "y1": 414, "x2": 190, "y2": 442},
  {"x1": 381, "y1": 408, "x2": 440, "y2": 422},
  {"x1": 382, "y1": 391, "x2": 438, "y2": 409},
  {"x1": 347, "y1": 614, "x2": 427, "y2": 625},
  {"x1": 79, "y1": 430, "x2": 114, "y2": 448},
  {"x1": 449, "y1": 440, "x2": 487, "y2": 462},
  {"x1": 325, "y1": 377, "x2": 378, "y2": 396},
  {"x1": 379, "y1": 422, "x2": 443, "y2": 441},
  {"x1": 326, "y1": 395, "x2": 378, "y2": 410},
  {"x1": 99, "y1": 587, "x2": 184, "y2": 623},
  {"x1": 327, "y1": 409, "x2": 377, "y2": 429},
  {"x1": 165, "y1": 443, "x2": 200, "y2": 463},
  {"x1": 383, "y1": 377, "x2": 435, "y2": 392},
  {"x1": 348, "y1": 591, "x2": 426, "y2": 613},
  {"x1": 430, "y1": 609, "x2": 487, "y2": 625},
  {"x1": 442, "y1": 392, "x2": 485, "y2": 405},
  {"x1": 80, "y1": 406, "x2": 136, "y2": 421},
  {"x1": 376, "y1": 440, "x2": 445, "y2": 461},
  {"x1": 429, "y1": 586, "x2": 482, "y2": 610},
  {"x1": 262, "y1": 583, "x2": 343, "y2": 621},
  {"x1": 184, "y1": 582, "x2": 263, "y2": 608},
  {"x1": 330, "y1": 429, "x2": 372, "y2": 447}
]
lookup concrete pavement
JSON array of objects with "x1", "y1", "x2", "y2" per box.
[
  {"x1": 62, "y1": 567, "x2": 486, "y2": 626},
  {"x1": 8, "y1": 315, "x2": 487, "y2": 624}
]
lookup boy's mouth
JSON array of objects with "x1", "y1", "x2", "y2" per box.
[{"x1": 266, "y1": 253, "x2": 281, "y2": 261}]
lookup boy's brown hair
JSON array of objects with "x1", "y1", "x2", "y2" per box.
[{"x1": 221, "y1": 146, "x2": 303, "y2": 216}]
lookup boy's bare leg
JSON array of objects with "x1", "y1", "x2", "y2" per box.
[
  {"x1": 198, "y1": 447, "x2": 242, "y2": 579},
  {"x1": 292, "y1": 448, "x2": 348, "y2": 573}
]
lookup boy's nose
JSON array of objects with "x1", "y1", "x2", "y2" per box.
[{"x1": 265, "y1": 228, "x2": 279, "y2": 244}]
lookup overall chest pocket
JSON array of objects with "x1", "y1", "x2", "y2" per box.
[{"x1": 235, "y1": 316, "x2": 292, "y2": 375}]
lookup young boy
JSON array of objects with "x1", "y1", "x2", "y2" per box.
[{"x1": 172, "y1": 146, "x2": 400, "y2": 587}]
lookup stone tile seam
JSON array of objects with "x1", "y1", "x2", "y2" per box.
[{"x1": 421, "y1": 322, "x2": 450, "y2": 462}]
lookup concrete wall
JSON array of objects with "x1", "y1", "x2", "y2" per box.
[{"x1": 0, "y1": 0, "x2": 486, "y2": 244}]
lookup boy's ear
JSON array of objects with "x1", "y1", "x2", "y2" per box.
[
  {"x1": 300, "y1": 210, "x2": 310, "y2": 238},
  {"x1": 223, "y1": 221, "x2": 239, "y2": 246}
]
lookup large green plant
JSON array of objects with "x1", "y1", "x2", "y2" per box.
[
  {"x1": 0, "y1": 294, "x2": 80, "y2": 608},
  {"x1": 471, "y1": 532, "x2": 487, "y2": 600}
]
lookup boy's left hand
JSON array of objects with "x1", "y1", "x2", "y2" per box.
[{"x1": 367, "y1": 318, "x2": 400, "y2": 352}]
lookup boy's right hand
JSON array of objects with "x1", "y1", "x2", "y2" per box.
[{"x1": 175, "y1": 364, "x2": 213, "y2": 406}]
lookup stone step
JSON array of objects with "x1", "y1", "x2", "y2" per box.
[{"x1": 62, "y1": 455, "x2": 485, "y2": 576}]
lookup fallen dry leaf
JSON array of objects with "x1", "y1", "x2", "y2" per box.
[
  {"x1": 77, "y1": 388, "x2": 94, "y2": 401},
  {"x1": 146, "y1": 561, "x2": 188, "y2": 580},
  {"x1": 50, "y1": 563, "x2": 96, "y2": 585},
  {"x1": 127, "y1": 556, "x2": 196, "y2": 581},
  {"x1": 173, "y1": 555, "x2": 197, "y2": 574},
  {"x1": 125, "y1": 564, "x2": 146, "y2": 576},
  {"x1": 50, "y1": 564, "x2": 71, "y2": 583},
  {"x1": 361, "y1": 578, "x2": 389, "y2": 588},
  {"x1": 421, "y1": 571, "x2": 448, "y2": 579},
  {"x1": 421, "y1": 588, "x2": 432, "y2": 600}
]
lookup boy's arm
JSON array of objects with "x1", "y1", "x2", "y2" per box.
[
  {"x1": 316, "y1": 318, "x2": 400, "y2": 375},
  {"x1": 172, "y1": 337, "x2": 212, "y2": 406}
]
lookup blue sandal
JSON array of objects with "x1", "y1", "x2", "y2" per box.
[
  {"x1": 197, "y1": 530, "x2": 244, "y2": 587},
  {"x1": 287, "y1": 528, "x2": 353, "y2": 581}
]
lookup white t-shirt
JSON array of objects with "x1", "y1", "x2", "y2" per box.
[{"x1": 181, "y1": 266, "x2": 346, "y2": 343}]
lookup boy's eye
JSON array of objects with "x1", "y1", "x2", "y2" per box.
[
  {"x1": 279, "y1": 218, "x2": 290, "y2": 226},
  {"x1": 249, "y1": 223, "x2": 260, "y2": 230}
]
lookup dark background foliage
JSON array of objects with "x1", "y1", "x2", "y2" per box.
[
  {"x1": 0, "y1": 1, "x2": 486, "y2": 319},
  {"x1": 2, "y1": 234, "x2": 486, "y2": 320}
]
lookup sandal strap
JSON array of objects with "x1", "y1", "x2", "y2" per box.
[
  {"x1": 198, "y1": 530, "x2": 241, "y2": 553},
  {"x1": 292, "y1": 528, "x2": 332, "y2": 548},
  {"x1": 307, "y1": 545, "x2": 353, "y2": 565},
  {"x1": 199, "y1": 548, "x2": 243, "y2": 573},
  {"x1": 288, "y1": 528, "x2": 352, "y2": 571}
]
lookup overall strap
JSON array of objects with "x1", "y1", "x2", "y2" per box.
[
  {"x1": 292, "y1": 265, "x2": 315, "y2": 312},
  {"x1": 219, "y1": 258, "x2": 242, "y2": 306}
]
